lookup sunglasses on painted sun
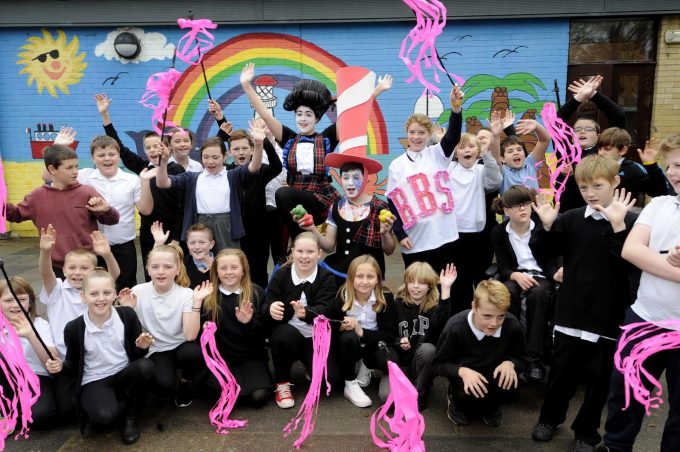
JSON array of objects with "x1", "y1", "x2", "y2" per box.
[{"x1": 32, "y1": 49, "x2": 59, "y2": 63}]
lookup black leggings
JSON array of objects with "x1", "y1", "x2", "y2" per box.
[
  {"x1": 269, "y1": 323, "x2": 341, "y2": 389},
  {"x1": 275, "y1": 187, "x2": 329, "y2": 239},
  {"x1": 110, "y1": 240, "x2": 138, "y2": 291},
  {"x1": 336, "y1": 330, "x2": 389, "y2": 381},
  {"x1": 0, "y1": 373, "x2": 59, "y2": 429},
  {"x1": 148, "y1": 342, "x2": 203, "y2": 401},
  {"x1": 80, "y1": 358, "x2": 154, "y2": 428}
]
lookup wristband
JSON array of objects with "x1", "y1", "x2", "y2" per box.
[
  {"x1": 451, "y1": 101, "x2": 462, "y2": 108},
  {"x1": 191, "y1": 306, "x2": 202, "y2": 312},
  {"x1": 642, "y1": 160, "x2": 657, "y2": 165}
]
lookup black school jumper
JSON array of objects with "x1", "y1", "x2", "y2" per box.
[{"x1": 530, "y1": 207, "x2": 638, "y2": 445}]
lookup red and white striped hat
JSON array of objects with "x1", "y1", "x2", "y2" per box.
[{"x1": 325, "y1": 66, "x2": 383, "y2": 175}]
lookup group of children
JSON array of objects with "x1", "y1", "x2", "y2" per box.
[{"x1": 2, "y1": 67, "x2": 678, "y2": 452}]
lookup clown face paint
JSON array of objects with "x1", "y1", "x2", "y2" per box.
[{"x1": 341, "y1": 169, "x2": 365, "y2": 200}]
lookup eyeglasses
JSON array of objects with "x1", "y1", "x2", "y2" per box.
[
  {"x1": 509, "y1": 202, "x2": 532, "y2": 210},
  {"x1": 574, "y1": 126, "x2": 596, "y2": 133},
  {"x1": 32, "y1": 49, "x2": 59, "y2": 63}
]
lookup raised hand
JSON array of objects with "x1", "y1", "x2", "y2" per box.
[
  {"x1": 135, "y1": 332, "x2": 154, "y2": 349},
  {"x1": 10, "y1": 315, "x2": 33, "y2": 338},
  {"x1": 493, "y1": 360, "x2": 518, "y2": 390},
  {"x1": 140, "y1": 166, "x2": 158, "y2": 181},
  {"x1": 192, "y1": 281, "x2": 214, "y2": 305},
  {"x1": 439, "y1": 263, "x2": 458, "y2": 290},
  {"x1": 90, "y1": 230, "x2": 112, "y2": 256},
  {"x1": 450, "y1": 85, "x2": 465, "y2": 113},
  {"x1": 208, "y1": 99, "x2": 224, "y2": 120},
  {"x1": 489, "y1": 110, "x2": 504, "y2": 137},
  {"x1": 40, "y1": 224, "x2": 57, "y2": 251},
  {"x1": 592, "y1": 188, "x2": 636, "y2": 232},
  {"x1": 86, "y1": 196, "x2": 110, "y2": 213},
  {"x1": 94, "y1": 93, "x2": 112, "y2": 115},
  {"x1": 290, "y1": 300, "x2": 306, "y2": 319},
  {"x1": 150, "y1": 221, "x2": 170, "y2": 245},
  {"x1": 54, "y1": 127, "x2": 77, "y2": 146},
  {"x1": 248, "y1": 118, "x2": 266, "y2": 144},
  {"x1": 219, "y1": 121, "x2": 233, "y2": 136},
  {"x1": 532, "y1": 192, "x2": 560, "y2": 230},
  {"x1": 502, "y1": 110, "x2": 516, "y2": 129},
  {"x1": 117, "y1": 287, "x2": 137, "y2": 307},
  {"x1": 568, "y1": 75, "x2": 603, "y2": 102},
  {"x1": 637, "y1": 138, "x2": 659, "y2": 164},
  {"x1": 432, "y1": 125, "x2": 446, "y2": 143},
  {"x1": 240, "y1": 62, "x2": 255, "y2": 87},
  {"x1": 235, "y1": 301, "x2": 254, "y2": 324},
  {"x1": 374, "y1": 74, "x2": 393, "y2": 96},
  {"x1": 515, "y1": 119, "x2": 538, "y2": 136}
]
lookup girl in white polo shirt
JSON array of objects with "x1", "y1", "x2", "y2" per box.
[
  {"x1": 0, "y1": 277, "x2": 59, "y2": 428},
  {"x1": 118, "y1": 245, "x2": 208, "y2": 408}
]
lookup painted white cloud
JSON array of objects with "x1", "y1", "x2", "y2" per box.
[{"x1": 95, "y1": 27, "x2": 175, "y2": 64}]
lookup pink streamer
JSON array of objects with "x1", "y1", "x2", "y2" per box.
[
  {"x1": 140, "y1": 68, "x2": 181, "y2": 135},
  {"x1": 399, "y1": 0, "x2": 464, "y2": 97},
  {"x1": 615, "y1": 319, "x2": 680, "y2": 416},
  {"x1": 0, "y1": 312, "x2": 40, "y2": 449},
  {"x1": 0, "y1": 156, "x2": 7, "y2": 233},
  {"x1": 540, "y1": 102, "x2": 582, "y2": 202},
  {"x1": 283, "y1": 316, "x2": 331, "y2": 449},
  {"x1": 200, "y1": 321, "x2": 247, "y2": 435},
  {"x1": 370, "y1": 361, "x2": 426, "y2": 452},
  {"x1": 176, "y1": 18, "x2": 217, "y2": 66}
]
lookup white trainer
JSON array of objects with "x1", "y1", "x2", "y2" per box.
[
  {"x1": 356, "y1": 360, "x2": 372, "y2": 388},
  {"x1": 344, "y1": 380, "x2": 372, "y2": 408}
]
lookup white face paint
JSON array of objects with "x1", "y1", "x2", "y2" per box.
[{"x1": 341, "y1": 168, "x2": 364, "y2": 200}]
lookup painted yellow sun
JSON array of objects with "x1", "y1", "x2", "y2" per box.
[{"x1": 17, "y1": 29, "x2": 87, "y2": 97}]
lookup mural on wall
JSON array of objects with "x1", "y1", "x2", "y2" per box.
[
  {"x1": 3, "y1": 19, "x2": 569, "y2": 235},
  {"x1": 16, "y1": 29, "x2": 87, "y2": 97},
  {"x1": 95, "y1": 27, "x2": 175, "y2": 64}
]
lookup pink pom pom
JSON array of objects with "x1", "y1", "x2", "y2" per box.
[
  {"x1": 176, "y1": 18, "x2": 218, "y2": 66},
  {"x1": 0, "y1": 312, "x2": 40, "y2": 449},
  {"x1": 399, "y1": 0, "x2": 465, "y2": 97},
  {"x1": 540, "y1": 102, "x2": 582, "y2": 202},
  {"x1": 615, "y1": 319, "x2": 680, "y2": 416},
  {"x1": 200, "y1": 321, "x2": 247, "y2": 435},
  {"x1": 283, "y1": 316, "x2": 332, "y2": 449},
  {"x1": 140, "y1": 68, "x2": 181, "y2": 135},
  {"x1": 370, "y1": 361, "x2": 426, "y2": 451}
]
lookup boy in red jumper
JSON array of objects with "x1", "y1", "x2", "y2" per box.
[{"x1": 6, "y1": 145, "x2": 119, "y2": 273}]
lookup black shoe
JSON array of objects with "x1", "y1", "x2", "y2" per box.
[
  {"x1": 174, "y1": 381, "x2": 193, "y2": 408},
  {"x1": 121, "y1": 415, "x2": 140, "y2": 444},
  {"x1": 526, "y1": 361, "x2": 546, "y2": 383},
  {"x1": 446, "y1": 391, "x2": 469, "y2": 426},
  {"x1": 571, "y1": 440, "x2": 605, "y2": 452},
  {"x1": 482, "y1": 406, "x2": 503, "y2": 427},
  {"x1": 531, "y1": 422, "x2": 557, "y2": 442}
]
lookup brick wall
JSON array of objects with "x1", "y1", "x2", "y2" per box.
[{"x1": 652, "y1": 15, "x2": 680, "y2": 140}]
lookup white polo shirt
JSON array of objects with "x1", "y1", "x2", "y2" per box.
[
  {"x1": 448, "y1": 153, "x2": 501, "y2": 233},
  {"x1": 506, "y1": 221, "x2": 542, "y2": 274},
  {"x1": 630, "y1": 196, "x2": 680, "y2": 326},
  {"x1": 78, "y1": 168, "x2": 142, "y2": 245},
  {"x1": 196, "y1": 168, "x2": 230, "y2": 214},
  {"x1": 288, "y1": 265, "x2": 317, "y2": 338},
  {"x1": 169, "y1": 156, "x2": 203, "y2": 172},
  {"x1": 131, "y1": 282, "x2": 193, "y2": 355},
  {"x1": 40, "y1": 279, "x2": 87, "y2": 358},
  {"x1": 82, "y1": 309, "x2": 129, "y2": 385},
  {"x1": 9, "y1": 317, "x2": 55, "y2": 376},
  {"x1": 346, "y1": 291, "x2": 378, "y2": 331}
]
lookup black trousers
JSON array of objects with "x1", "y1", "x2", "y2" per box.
[
  {"x1": 110, "y1": 240, "x2": 137, "y2": 291},
  {"x1": 0, "y1": 373, "x2": 58, "y2": 429},
  {"x1": 266, "y1": 205, "x2": 289, "y2": 265},
  {"x1": 148, "y1": 342, "x2": 203, "y2": 401},
  {"x1": 80, "y1": 358, "x2": 154, "y2": 428},
  {"x1": 241, "y1": 224, "x2": 271, "y2": 288},
  {"x1": 269, "y1": 323, "x2": 341, "y2": 389},
  {"x1": 604, "y1": 308, "x2": 680, "y2": 452},
  {"x1": 538, "y1": 331, "x2": 616, "y2": 445},
  {"x1": 336, "y1": 330, "x2": 389, "y2": 381},
  {"x1": 393, "y1": 342, "x2": 436, "y2": 400},
  {"x1": 275, "y1": 187, "x2": 329, "y2": 240},
  {"x1": 503, "y1": 278, "x2": 553, "y2": 358},
  {"x1": 448, "y1": 369, "x2": 517, "y2": 414}
]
